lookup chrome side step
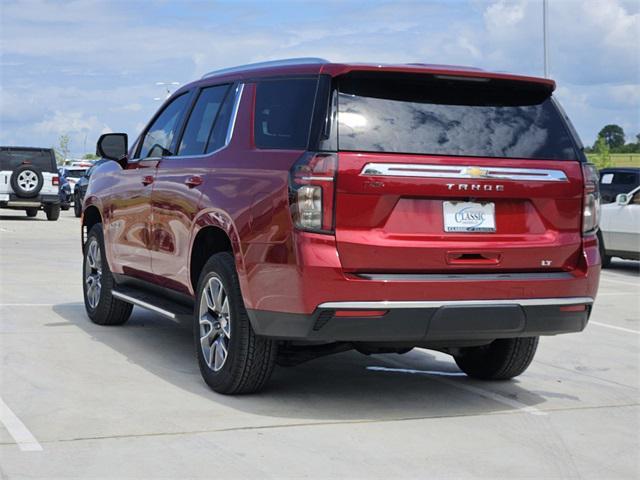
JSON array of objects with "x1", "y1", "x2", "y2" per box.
[{"x1": 112, "y1": 288, "x2": 193, "y2": 321}]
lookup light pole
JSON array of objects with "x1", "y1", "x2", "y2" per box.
[
  {"x1": 543, "y1": 0, "x2": 549, "y2": 78},
  {"x1": 154, "y1": 81, "x2": 180, "y2": 101}
]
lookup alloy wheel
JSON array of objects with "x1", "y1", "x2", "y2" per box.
[
  {"x1": 84, "y1": 238, "x2": 102, "y2": 309},
  {"x1": 199, "y1": 277, "x2": 231, "y2": 372}
]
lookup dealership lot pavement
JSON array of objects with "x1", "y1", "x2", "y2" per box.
[{"x1": 1, "y1": 209, "x2": 639, "y2": 479}]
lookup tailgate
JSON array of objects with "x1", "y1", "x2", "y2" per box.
[{"x1": 335, "y1": 153, "x2": 584, "y2": 272}]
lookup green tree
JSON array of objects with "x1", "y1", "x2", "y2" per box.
[
  {"x1": 592, "y1": 136, "x2": 612, "y2": 169},
  {"x1": 82, "y1": 153, "x2": 99, "y2": 160},
  {"x1": 596, "y1": 124, "x2": 625, "y2": 150}
]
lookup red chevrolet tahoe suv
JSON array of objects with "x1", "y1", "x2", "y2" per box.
[{"x1": 81, "y1": 58, "x2": 600, "y2": 394}]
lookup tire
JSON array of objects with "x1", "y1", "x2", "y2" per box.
[
  {"x1": 74, "y1": 193, "x2": 82, "y2": 218},
  {"x1": 597, "y1": 231, "x2": 611, "y2": 268},
  {"x1": 453, "y1": 337, "x2": 539, "y2": 380},
  {"x1": 10, "y1": 165, "x2": 44, "y2": 198},
  {"x1": 25, "y1": 208, "x2": 38, "y2": 217},
  {"x1": 83, "y1": 224, "x2": 132, "y2": 326},
  {"x1": 194, "y1": 252, "x2": 277, "y2": 394},
  {"x1": 44, "y1": 204, "x2": 60, "y2": 221},
  {"x1": 61, "y1": 203, "x2": 70, "y2": 211}
]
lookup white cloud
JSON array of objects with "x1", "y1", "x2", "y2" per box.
[
  {"x1": 484, "y1": 0, "x2": 527, "y2": 28},
  {"x1": 0, "y1": 0, "x2": 638, "y2": 151}
]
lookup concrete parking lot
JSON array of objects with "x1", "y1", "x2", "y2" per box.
[{"x1": 1, "y1": 209, "x2": 639, "y2": 479}]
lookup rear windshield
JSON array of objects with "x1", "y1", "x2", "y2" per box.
[
  {"x1": 336, "y1": 72, "x2": 578, "y2": 160},
  {"x1": 0, "y1": 149, "x2": 56, "y2": 171}
]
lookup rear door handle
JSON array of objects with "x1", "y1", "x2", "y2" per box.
[
  {"x1": 142, "y1": 175, "x2": 154, "y2": 186},
  {"x1": 185, "y1": 175, "x2": 203, "y2": 188}
]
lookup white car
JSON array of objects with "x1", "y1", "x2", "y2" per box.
[{"x1": 598, "y1": 185, "x2": 640, "y2": 267}]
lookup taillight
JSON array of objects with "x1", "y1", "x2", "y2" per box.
[
  {"x1": 582, "y1": 163, "x2": 600, "y2": 235},
  {"x1": 289, "y1": 152, "x2": 337, "y2": 233},
  {"x1": 52, "y1": 176, "x2": 59, "y2": 186}
]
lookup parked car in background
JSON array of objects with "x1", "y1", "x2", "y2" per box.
[
  {"x1": 80, "y1": 59, "x2": 600, "y2": 394},
  {"x1": 57, "y1": 168, "x2": 72, "y2": 210},
  {"x1": 598, "y1": 185, "x2": 640, "y2": 267},
  {"x1": 59, "y1": 166, "x2": 87, "y2": 197},
  {"x1": 73, "y1": 160, "x2": 107, "y2": 217},
  {"x1": 599, "y1": 167, "x2": 640, "y2": 204},
  {"x1": 0, "y1": 146, "x2": 60, "y2": 220}
]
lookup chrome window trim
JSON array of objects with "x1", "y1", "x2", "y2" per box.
[
  {"x1": 360, "y1": 163, "x2": 568, "y2": 182},
  {"x1": 224, "y1": 83, "x2": 244, "y2": 147},
  {"x1": 152, "y1": 83, "x2": 244, "y2": 160},
  {"x1": 318, "y1": 297, "x2": 593, "y2": 309}
]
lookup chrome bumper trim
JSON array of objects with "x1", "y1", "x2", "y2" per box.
[
  {"x1": 6, "y1": 201, "x2": 41, "y2": 207},
  {"x1": 355, "y1": 272, "x2": 574, "y2": 281},
  {"x1": 360, "y1": 163, "x2": 569, "y2": 182},
  {"x1": 318, "y1": 297, "x2": 594, "y2": 309}
]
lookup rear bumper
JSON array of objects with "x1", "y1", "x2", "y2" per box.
[
  {"x1": 247, "y1": 297, "x2": 592, "y2": 341},
  {"x1": 0, "y1": 194, "x2": 59, "y2": 208}
]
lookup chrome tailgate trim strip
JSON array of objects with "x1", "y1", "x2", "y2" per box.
[{"x1": 360, "y1": 163, "x2": 568, "y2": 182}]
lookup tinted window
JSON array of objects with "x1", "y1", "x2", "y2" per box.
[
  {"x1": 254, "y1": 78, "x2": 318, "y2": 149},
  {"x1": 139, "y1": 93, "x2": 190, "y2": 158},
  {"x1": 178, "y1": 85, "x2": 230, "y2": 156},
  {"x1": 336, "y1": 73, "x2": 578, "y2": 160},
  {"x1": 0, "y1": 149, "x2": 56, "y2": 171},
  {"x1": 64, "y1": 169, "x2": 86, "y2": 178},
  {"x1": 613, "y1": 172, "x2": 639, "y2": 185}
]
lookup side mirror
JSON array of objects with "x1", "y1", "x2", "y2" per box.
[
  {"x1": 616, "y1": 193, "x2": 630, "y2": 206},
  {"x1": 96, "y1": 133, "x2": 128, "y2": 162}
]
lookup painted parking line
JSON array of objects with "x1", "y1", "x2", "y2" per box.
[
  {"x1": 0, "y1": 397, "x2": 42, "y2": 451},
  {"x1": 590, "y1": 321, "x2": 640, "y2": 335},
  {"x1": 378, "y1": 353, "x2": 547, "y2": 416},
  {"x1": 0, "y1": 303, "x2": 83, "y2": 307}
]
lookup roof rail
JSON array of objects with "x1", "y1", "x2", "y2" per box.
[{"x1": 201, "y1": 57, "x2": 329, "y2": 79}]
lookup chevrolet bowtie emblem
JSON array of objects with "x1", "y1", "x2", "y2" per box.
[{"x1": 465, "y1": 167, "x2": 490, "y2": 178}]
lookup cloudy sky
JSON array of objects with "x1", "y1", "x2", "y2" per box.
[{"x1": 1, "y1": 0, "x2": 638, "y2": 157}]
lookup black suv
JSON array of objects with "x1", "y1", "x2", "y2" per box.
[{"x1": 0, "y1": 147, "x2": 61, "y2": 220}]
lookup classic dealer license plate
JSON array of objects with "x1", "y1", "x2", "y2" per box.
[{"x1": 443, "y1": 201, "x2": 496, "y2": 233}]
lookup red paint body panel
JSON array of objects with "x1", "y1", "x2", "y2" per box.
[
  {"x1": 334, "y1": 152, "x2": 584, "y2": 272},
  {"x1": 83, "y1": 60, "x2": 599, "y2": 324}
]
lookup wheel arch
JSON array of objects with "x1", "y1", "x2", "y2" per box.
[
  {"x1": 189, "y1": 211, "x2": 244, "y2": 295},
  {"x1": 81, "y1": 201, "x2": 102, "y2": 247}
]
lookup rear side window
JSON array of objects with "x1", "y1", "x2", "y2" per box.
[
  {"x1": 178, "y1": 84, "x2": 230, "y2": 156},
  {"x1": 139, "y1": 93, "x2": 190, "y2": 158},
  {"x1": 336, "y1": 72, "x2": 578, "y2": 160},
  {"x1": 0, "y1": 149, "x2": 56, "y2": 171},
  {"x1": 254, "y1": 78, "x2": 318, "y2": 149}
]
